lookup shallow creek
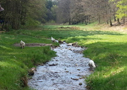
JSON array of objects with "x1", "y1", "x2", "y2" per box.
[{"x1": 28, "y1": 43, "x2": 92, "y2": 90}]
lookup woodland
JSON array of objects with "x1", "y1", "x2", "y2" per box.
[
  {"x1": 0, "y1": 0, "x2": 127, "y2": 90},
  {"x1": 0, "y1": 0, "x2": 127, "y2": 30}
]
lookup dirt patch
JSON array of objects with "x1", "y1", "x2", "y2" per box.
[
  {"x1": 14, "y1": 43, "x2": 52, "y2": 47},
  {"x1": 0, "y1": 31, "x2": 5, "y2": 33}
]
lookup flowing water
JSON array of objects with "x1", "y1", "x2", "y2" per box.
[{"x1": 28, "y1": 43, "x2": 92, "y2": 90}]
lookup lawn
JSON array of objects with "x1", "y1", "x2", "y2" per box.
[{"x1": 0, "y1": 23, "x2": 127, "y2": 90}]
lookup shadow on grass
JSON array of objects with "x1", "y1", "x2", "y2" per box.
[
  {"x1": 84, "y1": 42, "x2": 127, "y2": 65},
  {"x1": 87, "y1": 67, "x2": 127, "y2": 90},
  {"x1": 39, "y1": 30, "x2": 123, "y2": 39}
]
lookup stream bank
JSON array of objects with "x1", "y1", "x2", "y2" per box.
[{"x1": 28, "y1": 42, "x2": 92, "y2": 90}]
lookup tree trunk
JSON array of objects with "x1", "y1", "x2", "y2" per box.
[
  {"x1": 98, "y1": 15, "x2": 101, "y2": 24},
  {"x1": 123, "y1": 17, "x2": 125, "y2": 24},
  {"x1": 69, "y1": 19, "x2": 72, "y2": 25},
  {"x1": 107, "y1": 20, "x2": 109, "y2": 24},
  {"x1": 117, "y1": 18, "x2": 120, "y2": 25},
  {"x1": 110, "y1": 19, "x2": 113, "y2": 26},
  {"x1": 114, "y1": 15, "x2": 116, "y2": 22}
]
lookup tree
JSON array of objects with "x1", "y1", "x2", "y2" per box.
[
  {"x1": 0, "y1": 0, "x2": 47, "y2": 30},
  {"x1": 56, "y1": 0, "x2": 70, "y2": 24}
]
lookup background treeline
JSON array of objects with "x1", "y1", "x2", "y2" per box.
[
  {"x1": 0, "y1": 0, "x2": 47, "y2": 30},
  {"x1": 57, "y1": 0, "x2": 127, "y2": 26},
  {"x1": 0, "y1": 0, "x2": 127, "y2": 30}
]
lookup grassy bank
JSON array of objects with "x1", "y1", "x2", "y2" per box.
[
  {"x1": 0, "y1": 31, "x2": 57, "y2": 90},
  {"x1": 40, "y1": 24, "x2": 127, "y2": 90},
  {"x1": 0, "y1": 23, "x2": 127, "y2": 90}
]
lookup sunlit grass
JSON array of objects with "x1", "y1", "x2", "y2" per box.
[
  {"x1": 37, "y1": 25, "x2": 127, "y2": 90},
  {"x1": 0, "y1": 32, "x2": 56, "y2": 90},
  {"x1": 1, "y1": 23, "x2": 127, "y2": 90}
]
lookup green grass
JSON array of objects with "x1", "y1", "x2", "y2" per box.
[
  {"x1": 40, "y1": 24, "x2": 127, "y2": 90},
  {"x1": 83, "y1": 35, "x2": 127, "y2": 90},
  {"x1": 0, "y1": 23, "x2": 127, "y2": 90},
  {"x1": 0, "y1": 32, "x2": 56, "y2": 90}
]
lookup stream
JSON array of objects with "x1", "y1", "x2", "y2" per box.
[{"x1": 28, "y1": 42, "x2": 92, "y2": 90}]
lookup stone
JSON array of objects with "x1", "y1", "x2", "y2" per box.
[
  {"x1": 49, "y1": 63, "x2": 58, "y2": 66},
  {"x1": 28, "y1": 67, "x2": 36, "y2": 76},
  {"x1": 79, "y1": 83, "x2": 82, "y2": 85},
  {"x1": 67, "y1": 43, "x2": 73, "y2": 46},
  {"x1": 77, "y1": 69, "x2": 80, "y2": 71},
  {"x1": 71, "y1": 76, "x2": 79, "y2": 81},
  {"x1": 58, "y1": 40, "x2": 63, "y2": 44}
]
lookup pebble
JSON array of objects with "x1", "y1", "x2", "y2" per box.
[{"x1": 79, "y1": 83, "x2": 82, "y2": 85}]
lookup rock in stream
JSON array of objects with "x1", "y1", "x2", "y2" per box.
[{"x1": 28, "y1": 43, "x2": 92, "y2": 90}]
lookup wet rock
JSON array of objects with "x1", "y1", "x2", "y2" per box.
[
  {"x1": 55, "y1": 72, "x2": 58, "y2": 73},
  {"x1": 38, "y1": 80, "x2": 43, "y2": 82},
  {"x1": 28, "y1": 67, "x2": 36, "y2": 76},
  {"x1": 77, "y1": 69, "x2": 80, "y2": 71},
  {"x1": 75, "y1": 64, "x2": 78, "y2": 66},
  {"x1": 71, "y1": 76, "x2": 79, "y2": 81},
  {"x1": 79, "y1": 83, "x2": 82, "y2": 86},
  {"x1": 35, "y1": 84, "x2": 38, "y2": 86},
  {"x1": 65, "y1": 71, "x2": 69, "y2": 73},
  {"x1": 49, "y1": 63, "x2": 58, "y2": 66},
  {"x1": 51, "y1": 79, "x2": 54, "y2": 81},
  {"x1": 68, "y1": 48, "x2": 72, "y2": 50},
  {"x1": 71, "y1": 77, "x2": 79, "y2": 81},
  {"x1": 58, "y1": 40, "x2": 63, "y2": 44},
  {"x1": 72, "y1": 42, "x2": 78, "y2": 46},
  {"x1": 67, "y1": 43, "x2": 73, "y2": 46}
]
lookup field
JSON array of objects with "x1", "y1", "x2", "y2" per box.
[{"x1": 0, "y1": 23, "x2": 127, "y2": 90}]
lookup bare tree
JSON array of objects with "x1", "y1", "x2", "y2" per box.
[{"x1": 57, "y1": 0, "x2": 117, "y2": 26}]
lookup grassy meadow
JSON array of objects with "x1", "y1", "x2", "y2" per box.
[
  {"x1": 0, "y1": 30, "x2": 57, "y2": 90},
  {"x1": 0, "y1": 23, "x2": 127, "y2": 90}
]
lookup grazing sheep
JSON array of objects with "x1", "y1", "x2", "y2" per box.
[
  {"x1": 51, "y1": 37, "x2": 55, "y2": 42},
  {"x1": 20, "y1": 40, "x2": 25, "y2": 49},
  {"x1": 88, "y1": 60, "x2": 96, "y2": 70},
  {"x1": 51, "y1": 37, "x2": 58, "y2": 43}
]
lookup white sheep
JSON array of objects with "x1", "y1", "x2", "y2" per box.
[
  {"x1": 51, "y1": 37, "x2": 55, "y2": 42},
  {"x1": 51, "y1": 37, "x2": 58, "y2": 43},
  {"x1": 88, "y1": 60, "x2": 96, "y2": 70},
  {"x1": 20, "y1": 40, "x2": 25, "y2": 49}
]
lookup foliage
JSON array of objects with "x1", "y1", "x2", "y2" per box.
[
  {"x1": 116, "y1": 0, "x2": 127, "y2": 19},
  {"x1": 45, "y1": 0, "x2": 58, "y2": 22},
  {"x1": 0, "y1": 0, "x2": 47, "y2": 30}
]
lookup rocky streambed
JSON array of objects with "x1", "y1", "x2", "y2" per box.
[{"x1": 28, "y1": 42, "x2": 92, "y2": 90}]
